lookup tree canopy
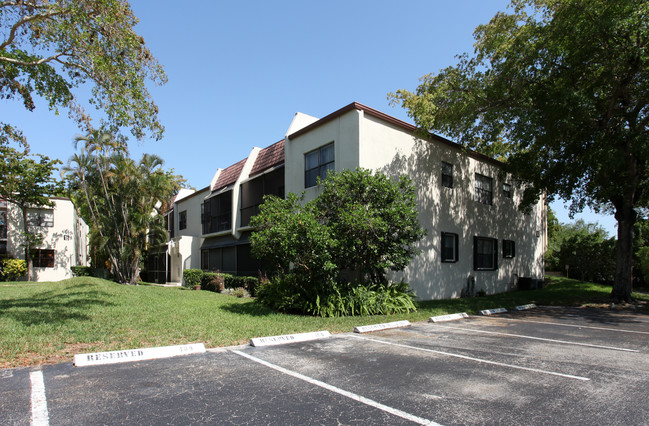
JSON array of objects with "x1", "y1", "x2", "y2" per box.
[
  {"x1": 0, "y1": 0, "x2": 166, "y2": 144},
  {"x1": 391, "y1": 0, "x2": 648, "y2": 301},
  {"x1": 63, "y1": 130, "x2": 183, "y2": 284}
]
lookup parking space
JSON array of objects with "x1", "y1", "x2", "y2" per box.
[{"x1": 2, "y1": 306, "x2": 649, "y2": 425}]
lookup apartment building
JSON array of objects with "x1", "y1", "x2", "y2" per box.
[
  {"x1": 164, "y1": 102, "x2": 546, "y2": 299},
  {"x1": 1, "y1": 197, "x2": 89, "y2": 281}
]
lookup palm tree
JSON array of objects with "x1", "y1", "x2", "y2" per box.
[{"x1": 64, "y1": 131, "x2": 183, "y2": 284}]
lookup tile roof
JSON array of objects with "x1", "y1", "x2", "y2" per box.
[
  {"x1": 213, "y1": 158, "x2": 247, "y2": 191},
  {"x1": 250, "y1": 139, "x2": 285, "y2": 176}
]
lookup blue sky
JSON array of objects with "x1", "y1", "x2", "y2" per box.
[{"x1": 0, "y1": 0, "x2": 617, "y2": 236}]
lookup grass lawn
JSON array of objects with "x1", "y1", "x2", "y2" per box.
[{"x1": 1, "y1": 276, "x2": 647, "y2": 368}]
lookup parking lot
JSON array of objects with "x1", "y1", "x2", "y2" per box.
[{"x1": 2, "y1": 306, "x2": 649, "y2": 425}]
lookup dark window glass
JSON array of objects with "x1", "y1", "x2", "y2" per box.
[
  {"x1": 305, "y1": 143, "x2": 335, "y2": 188},
  {"x1": 475, "y1": 174, "x2": 493, "y2": 205},
  {"x1": 503, "y1": 183, "x2": 512, "y2": 198},
  {"x1": 441, "y1": 162, "x2": 453, "y2": 188},
  {"x1": 441, "y1": 232, "x2": 458, "y2": 263},
  {"x1": 222, "y1": 246, "x2": 236, "y2": 274},
  {"x1": 473, "y1": 237, "x2": 498, "y2": 270},
  {"x1": 179, "y1": 210, "x2": 187, "y2": 230},
  {"x1": 503, "y1": 240, "x2": 515, "y2": 258},
  {"x1": 0, "y1": 210, "x2": 6, "y2": 239},
  {"x1": 32, "y1": 249, "x2": 55, "y2": 268},
  {"x1": 201, "y1": 250, "x2": 209, "y2": 270},
  {"x1": 202, "y1": 192, "x2": 232, "y2": 234}
]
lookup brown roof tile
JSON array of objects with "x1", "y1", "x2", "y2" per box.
[
  {"x1": 250, "y1": 139, "x2": 285, "y2": 176},
  {"x1": 213, "y1": 158, "x2": 247, "y2": 191}
]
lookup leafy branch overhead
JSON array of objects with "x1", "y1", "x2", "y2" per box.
[
  {"x1": 0, "y1": 0, "x2": 166, "y2": 142},
  {"x1": 391, "y1": 0, "x2": 648, "y2": 302}
]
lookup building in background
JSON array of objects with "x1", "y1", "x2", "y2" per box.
[
  {"x1": 1, "y1": 197, "x2": 89, "y2": 281},
  {"x1": 163, "y1": 102, "x2": 546, "y2": 299}
]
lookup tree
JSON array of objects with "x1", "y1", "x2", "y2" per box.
[
  {"x1": 0, "y1": 144, "x2": 62, "y2": 280},
  {"x1": 316, "y1": 168, "x2": 426, "y2": 286},
  {"x1": 0, "y1": 0, "x2": 166, "y2": 143},
  {"x1": 250, "y1": 168, "x2": 425, "y2": 316},
  {"x1": 550, "y1": 220, "x2": 615, "y2": 283},
  {"x1": 391, "y1": 0, "x2": 648, "y2": 302},
  {"x1": 63, "y1": 130, "x2": 183, "y2": 284}
]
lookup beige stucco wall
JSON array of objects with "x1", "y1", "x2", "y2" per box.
[
  {"x1": 168, "y1": 189, "x2": 206, "y2": 282},
  {"x1": 6, "y1": 198, "x2": 88, "y2": 282},
  {"x1": 285, "y1": 108, "x2": 546, "y2": 300},
  {"x1": 285, "y1": 110, "x2": 361, "y2": 202}
]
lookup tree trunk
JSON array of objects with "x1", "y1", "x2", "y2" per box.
[
  {"x1": 612, "y1": 202, "x2": 635, "y2": 302},
  {"x1": 21, "y1": 207, "x2": 33, "y2": 282}
]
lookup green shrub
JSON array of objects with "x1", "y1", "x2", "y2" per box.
[
  {"x1": 205, "y1": 273, "x2": 225, "y2": 292},
  {"x1": 250, "y1": 168, "x2": 425, "y2": 316},
  {"x1": 638, "y1": 247, "x2": 649, "y2": 285},
  {"x1": 71, "y1": 266, "x2": 93, "y2": 277},
  {"x1": 243, "y1": 276, "x2": 260, "y2": 297},
  {"x1": 1, "y1": 258, "x2": 27, "y2": 281},
  {"x1": 232, "y1": 287, "x2": 248, "y2": 298},
  {"x1": 183, "y1": 269, "x2": 203, "y2": 288},
  {"x1": 256, "y1": 276, "x2": 416, "y2": 317},
  {"x1": 221, "y1": 273, "x2": 235, "y2": 288},
  {"x1": 201, "y1": 272, "x2": 218, "y2": 288},
  {"x1": 221, "y1": 275, "x2": 260, "y2": 295}
]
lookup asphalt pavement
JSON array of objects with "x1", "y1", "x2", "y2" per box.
[{"x1": 2, "y1": 306, "x2": 648, "y2": 425}]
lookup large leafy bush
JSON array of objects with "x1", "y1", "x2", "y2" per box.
[
  {"x1": 251, "y1": 168, "x2": 425, "y2": 316},
  {"x1": 1, "y1": 258, "x2": 27, "y2": 281}
]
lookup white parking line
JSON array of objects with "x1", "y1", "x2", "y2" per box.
[
  {"x1": 231, "y1": 349, "x2": 441, "y2": 425},
  {"x1": 434, "y1": 324, "x2": 639, "y2": 352},
  {"x1": 348, "y1": 334, "x2": 590, "y2": 381},
  {"x1": 30, "y1": 370, "x2": 49, "y2": 426},
  {"x1": 480, "y1": 315, "x2": 649, "y2": 335}
]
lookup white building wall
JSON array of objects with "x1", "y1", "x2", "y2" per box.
[
  {"x1": 6, "y1": 198, "x2": 89, "y2": 282},
  {"x1": 285, "y1": 111, "x2": 360, "y2": 202},
  {"x1": 286, "y1": 107, "x2": 546, "y2": 300},
  {"x1": 168, "y1": 188, "x2": 208, "y2": 282}
]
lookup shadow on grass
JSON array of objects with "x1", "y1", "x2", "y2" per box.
[
  {"x1": 219, "y1": 300, "x2": 284, "y2": 317},
  {"x1": 0, "y1": 282, "x2": 116, "y2": 326},
  {"x1": 417, "y1": 277, "x2": 649, "y2": 325}
]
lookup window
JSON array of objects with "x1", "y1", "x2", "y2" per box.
[
  {"x1": 503, "y1": 240, "x2": 515, "y2": 258},
  {"x1": 441, "y1": 162, "x2": 453, "y2": 188},
  {"x1": 0, "y1": 210, "x2": 6, "y2": 239},
  {"x1": 503, "y1": 183, "x2": 512, "y2": 198},
  {"x1": 201, "y1": 246, "x2": 236, "y2": 273},
  {"x1": 202, "y1": 192, "x2": 232, "y2": 234},
  {"x1": 305, "y1": 143, "x2": 335, "y2": 188},
  {"x1": 441, "y1": 232, "x2": 458, "y2": 263},
  {"x1": 32, "y1": 249, "x2": 55, "y2": 268},
  {"x1": 27, "y1": 210, "x2": 54, "y2": 227},
  {"x1": 179, "y1": 210, "x2": 187, "y2": 230},
  {"x1": 474, "y1": 174, "x2": 493, "y2": 205},
  {"x1": 201, "y1": 250, "x2": 209, "y2": 270},
  {"x1": 473, "y1": 237, "x2": 498, "y2": 271}
]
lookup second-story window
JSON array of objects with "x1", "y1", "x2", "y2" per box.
[
  {"x1": 305, "y1": 143, "x2": 334, "y2": 188},
  {"x1": 179, "y1": 210, "x2": 187, "y2": 230},
  {"x1": 27, "y1": 209, "x2": 54, "y2": 227},
  {"x1": 202, "y1": 192, "x2": 232, "y2": 234},
  {"x1": 474, "y1": 173, "x2": 493, "y2": 205},
  {"x1": 0, "y1": 209, "x2": 6, "y2": 239},
  {"x1": 441, "y1": 162, "x2": 453, "y2": 188},
  {"x1": 502, "y1": 183, "x2": 512, "y2": 199}
]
